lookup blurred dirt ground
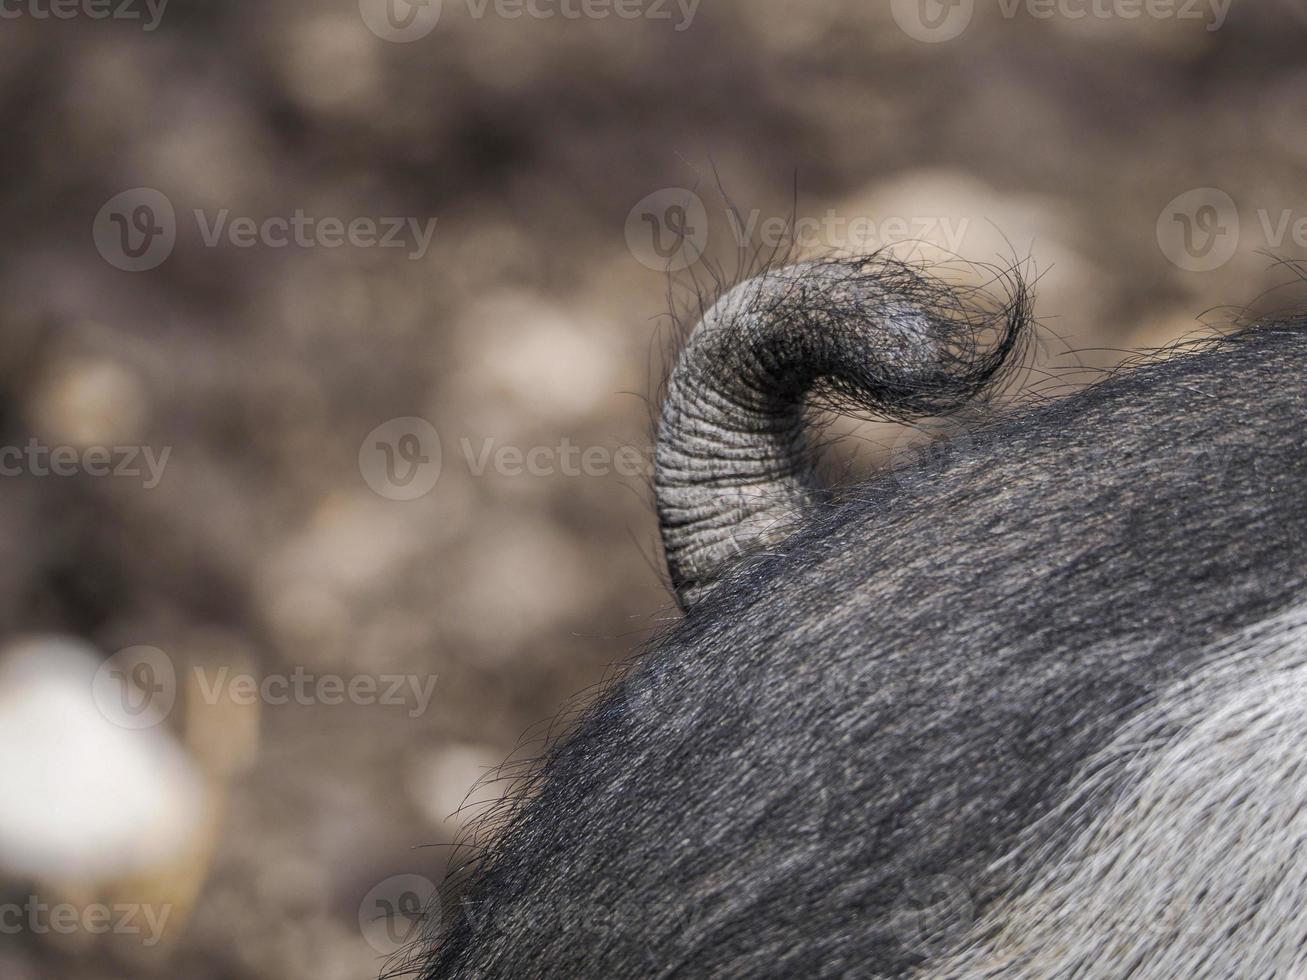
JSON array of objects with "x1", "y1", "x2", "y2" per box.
[{"x1": 2, "y1": 2, "x2": 1307, "y2": 977}]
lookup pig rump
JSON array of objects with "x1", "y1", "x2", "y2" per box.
[{"x1": 415, "y1": 257, "x2": 1307, "y2": 978}]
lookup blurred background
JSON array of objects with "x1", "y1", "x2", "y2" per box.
[{"x1": 1, "y1": 1, "x2": 1306, "y2": 976}]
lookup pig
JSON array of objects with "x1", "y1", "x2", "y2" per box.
[{"x1": 412, "y1": 255, "x2": 1307, "y2": 978}]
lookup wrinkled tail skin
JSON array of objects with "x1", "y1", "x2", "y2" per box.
[{"x1": 654, "y1": 256, "x2": 1029, "y2": 609}]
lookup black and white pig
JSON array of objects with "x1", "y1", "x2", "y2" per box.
[{"x1": 412, "y1": 255, "x2": 1307, "y2": 978}]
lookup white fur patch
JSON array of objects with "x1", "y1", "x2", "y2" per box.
[{"x1": 922, "y1": 602, "x2": 1307, "y2": 978}]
